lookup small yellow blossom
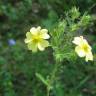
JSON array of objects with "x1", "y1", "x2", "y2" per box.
[
  {"x1": 72, "y1": 36, "x2": 93, "y2": 62},
  {"x1": 25, "y1": 26, "x2": 50, "y2": 52}
]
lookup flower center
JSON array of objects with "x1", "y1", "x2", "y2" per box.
[
  {"x1": 82, "y1": 44, "x2": 89, "y2": 52},
  {"x1": 32, "y1": 35, "x2": 41, "y2": 43}
]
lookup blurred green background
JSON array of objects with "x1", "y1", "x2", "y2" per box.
[{"x1": 0, "y1": 0, "x2": 96, "y2": 96}]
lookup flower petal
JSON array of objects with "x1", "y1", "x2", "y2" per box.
[
  {"x1": 85, "y1": 51, "x2": 93, "y2": 62},
  {"x1": 40, "y1": 29, "x2": 50, "y2": 39},
  {"x1": 37, "y1": 26, "x2": 41, "y2": 31},
  {"x1": 30, "y1": 27, "x2": 38, "y2": 35},
  {"x1": 41, "y1": 29, "x2": 48, "y2": 33},
  {"x1": 72, "y1": 36, "x2": 83, "y2": 45},
  {"x1": 38, "y1": 40, "x2": 49, "y2": 51},
  {"x1": 38, "y1": 44, "x2": 45, "y2": 51},
  {"x1": 26, "y1": 32, "x2": 32, "y2": 38},
  {"x1": 27, "y1": 42, "x2": 38, "y2": 52},
  {"x1": 30, "y1": 26, "x2": 41, "y2": 35},
  {"x1": 75, "y1": 46, "x2": 86, "y2": 57},
  {"x1": 41, "y1": 33, "x2": 50, "y2": 39},
  {"x1": 24, "y1": 38, "x2": 32, "y2": 43},
  {"x1": 25, "y1": 32, "x2": 33, "y2": 43}
]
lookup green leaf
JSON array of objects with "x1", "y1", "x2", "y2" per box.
[{"x1": 36, "y1": 73, "x2": 48, "y2": 86}]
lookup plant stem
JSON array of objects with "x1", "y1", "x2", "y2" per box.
[
  {"x1": 50, "y1": 61, "x2": 59, "y2": 85},
  {"x1": 46, "y1": 60, "x2": 60, "y2": 96},
  {"x1": 47, "y1": 87, "x2": 50, "y2": 96}
]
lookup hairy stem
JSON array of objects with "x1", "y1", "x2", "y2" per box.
[{"x1": 46, "y1": 60, "x2": 60, "y2": 96}]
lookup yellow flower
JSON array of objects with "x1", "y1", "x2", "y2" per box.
[
  {"x1": 72, "y1": 36, "x2": 93, "y2": 62},
  {"x1": 25, "y1": 26, "x2": 50, "y2": 52}
]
